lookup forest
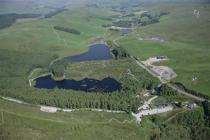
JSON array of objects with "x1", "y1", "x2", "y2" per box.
[
  {"x1": 111, "y1": 46, "x2": 130, "y2": 59},
  {"x1": 150, "y1": 106, "x2": 210, "y2": 140},
  {"x1": 54, "y1": 26, "x2": 81, "y2": 35},
  {"x1": 44, "y1": 8, "x2": 67, "y2": 18},
  {"x1": 173, "y1": 82, "x2": 210, "y2": 100},
  {"x1": 157, "y1": 84, "x2": 178, "y2": 96},
  {"x1": 0, "y1": 48, "x2": 159, "y2": 113},
  {"x1": 50, "y1": 60, "x2": 68, "y2": 80},
  {"x1": 107, "y1": 40, "x2": 130, "y2": 59},
  {"x1": 138, "y1": 12, "x2": 169, "y2": 26},
  {"x1": 0, "y1": 13, "x2": 40, "y2": 29}
]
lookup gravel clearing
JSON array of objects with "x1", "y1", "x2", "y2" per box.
[
  {"x1": 152, "y1": 66, "x2": 177, "y2": 80},
  {"x1": 143, "y1": 57, "x2": 177, "y2": 81}
]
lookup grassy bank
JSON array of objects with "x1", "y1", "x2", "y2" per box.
[
  {"x1": 0, "y1": 98, "x2": 147, "y2": 140},
  {"x1": 118, "y1": 3, "x2": 210, "y2": 97}
]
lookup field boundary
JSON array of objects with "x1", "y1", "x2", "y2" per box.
[
  {"x1": 163, "y1": 109, "x2": 188, "y2": 123},
  {"x1": 111, "y1": 29, "x2": 208, "y2": 101},
  {"x1": 0, "y1": 96, "x2": 141, "y2": 125},
  {"x1": 0, "y1": 111, "x2": 4, "y2": 125},
  {"x1": 0, "y1": 108, "x2": 134, "y2": 125},
  {"x1": 108, "y1": 118, "x2": 135, "y2": 124},
  {"x1": 50, "y1": 24, "x2": 69, "y2": 47}
]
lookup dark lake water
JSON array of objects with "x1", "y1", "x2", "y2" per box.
[
  {"x1": 35, "y1": 75, "x2": 122, "y2": 93},
  {"x1": 34, "y1": 44, "x2": 120, "y2": 92},
  {"x1": 64, "y1": 44, "x2": 113, "y2": 62}
]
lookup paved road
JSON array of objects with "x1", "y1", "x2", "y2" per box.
[
  {"x1": 133, "y1": 106, "x2": 174, "y2": 123},
  {"x1": 133, "y1": 57, "x2": 205, "y2": 101},
  {"x1": 133, "y1": 95, "x2": 173, "y2": 123},
  {"x1": 111, "y1": 35, "x2": 205, "y2": 101},
  {"x1": 138, "y1": 96, "x2": 158, "y2": 110}
]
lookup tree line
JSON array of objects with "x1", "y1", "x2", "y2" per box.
[
  {"x1": 0, "y1": 13, "x2": 40, "y2": 29},
  {"x1": 0, "y1": 47, "x2": 160, "y2": 114},
  {"x1": 44, "y1": 9, "x2": 67, "y2": 18},
  {"x1": 137, "y1": 12, "x2": 169, "y2": 26},
  {"x1": 50, "y1": 60, "x2": 68, "y2": 81},
  {"x1": 150, "y1": 105, "x2": 210, "y2": 140},
  {"x1": 54, "y1": 26, "x2": 81, "y2": 35},
  {"x1": 156, "y1": 84, "x2": 178, "y2": 96},
  {"x1": 106, "y1": 40, "x2": 130, "y2": 59},
  {"x1": 173, "y1": 82, "x2": 210, "y2": 100}
]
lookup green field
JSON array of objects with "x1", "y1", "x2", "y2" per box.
[
  {"x1": 1, "y1": 97, "x2": 209, "y2": 140},
  {"x1": 0, "y1": 7, "x2": 114, "y2": 90},
  {"x1": 118, "y1": 3, "x2": 210, "y2": 96},
  {"x1": 0, "y1": 98, "x2": 150, "y2": 140},
  {"x1": 0, "y1": 0, "x2": 210, "y2": 139}
]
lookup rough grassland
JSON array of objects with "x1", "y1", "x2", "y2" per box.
[
  {"x1": 0, "y1": 7, "x2": 151, "y2": 139},
  {"x1": 119, "y1": 3, "x2": 210, "y2": 96},
  {"x1": 0, "y1": 98, "x2": 150, "y2": 140}
]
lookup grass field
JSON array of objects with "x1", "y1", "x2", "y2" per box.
[
  {"x1": 1, "y1": 97, "x2": 194, "y2": 140},
  {"x1": 65, "y1": 59, "x2": 149, "y2": 80},
  {"x1": 0, "y1": 7, "x2": 114, "y2": 84},
  {"x1": 0, "y1": 1, "x2": 210, "y2": 139},
  {"x1": 118, "y1": 3, "x2": 210, "y2": 96},
  {"x1": 0, "y1": 7, "x2": 112, "y2": 56},
  {"x1": 0, "y1": 98, "x2": 150, "y2": 140}
]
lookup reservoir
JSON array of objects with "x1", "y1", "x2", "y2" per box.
[
  {"x1": 64, "y1": 44, "x2": 113, "y2": 62},
  {"x1": 35, "y1": 75, "x2": 122, "y2": 93},
  {"x1": 34, "y1": 44, "x2": 120, "y2": 92}
]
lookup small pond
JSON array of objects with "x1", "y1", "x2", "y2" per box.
[
  {"x1": 64, "y1": 44, "x2": 113, "y2": 62},
  {"x1": 35, "y1": 75, "x2": 122, "y2": 93}
]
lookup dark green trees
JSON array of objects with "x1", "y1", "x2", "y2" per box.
[
  {"x1": 0, "y1": 13, "x2": 40, "y2": 29},
  {"x1": 106, "y1": 40, "x2": 130, "y2": 59},
  {"x1": 157, "y1": 84, "x2": 178, "y2": 96},
  {"x1": 44, "y1": 9, "x2": 67, "y2": 18},
  {"x1": 54, "y1": 26, "x2": 81, "y2": 35},
  {"x1": 50, "y1": 60, "x2": 68, "y2": 80},
  {"x1": 111, "y1": 46, "x2": 130, "y2": 59}
]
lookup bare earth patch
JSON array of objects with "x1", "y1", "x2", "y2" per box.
[
  {"x1": 40, "y1": 106, "x2": 58, "y2": 113},
  {"x1": 138, "y1": 36, "x2": 164, "y2": 42},
  {"x1": 143, "y1": 57, "x2": 177, "y2": 80},
  {"x1": 142, "y1": 57, "x2": 168, "y2": 65},
  {"x1": 151, "y1": 66, "x2": 177, "y2": 80}
]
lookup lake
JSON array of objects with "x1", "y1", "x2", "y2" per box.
[
  {"x1": 34, "y1": 44, "x2": 120, "y2": 92},
  {"x1": 64, "y1": 44, "x2": 113, "y2": 62},
  {"x1": 35, "y1": 75, "x2": 122, "y2": 93}
]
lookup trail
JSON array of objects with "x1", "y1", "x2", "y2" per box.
[
  {"x1": 103, "y1": 28, "x2": 108, "y2": 37},
  {"x1": 163, "y1": 109, "x2": 188, "y2": 124},
  {"x1": 113, "y1": 35, "x2": 124, "y2": 46},
  {"x1": 112, "y1": 33, "x2": 205, "y2": 101},
  {"x1": 138, "y1": 96, "x2": 158, "y2": 111},
  {"x1": 50, "y1": 25, "x2": 68, "y2": 47},
  {"x1": 133, "y1": 57, "x2": 205, "y2": 101},
  {"x1": 0, "y1": 108, "x2": 134, "y2": 125},
  {"x1": 127, "y1": 69, "x2": 139, "y2": 82},
  {"x1": 0, "y1": 109, "x2": 70, "y2": 124},
  {"x1": 108, "y1": 118, "x2": 135, "y2": 124},
  {"x1": 0, "y1": 96, "x2": 134, "y2": 124},
  {"x1": 28, "y1": 52, "x2": 60, "y2": 87}
]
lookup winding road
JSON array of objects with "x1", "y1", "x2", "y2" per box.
[
  {"x1": 112, "y1": 34, "x2": 206, "y2": 102},
  {"x1": 134, "y1": 58, "x2": 205, "y2": 101}
]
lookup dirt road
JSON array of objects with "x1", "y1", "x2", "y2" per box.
[{"x1": 133, "y1": 57, "x2": 205, "y2": 101}]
